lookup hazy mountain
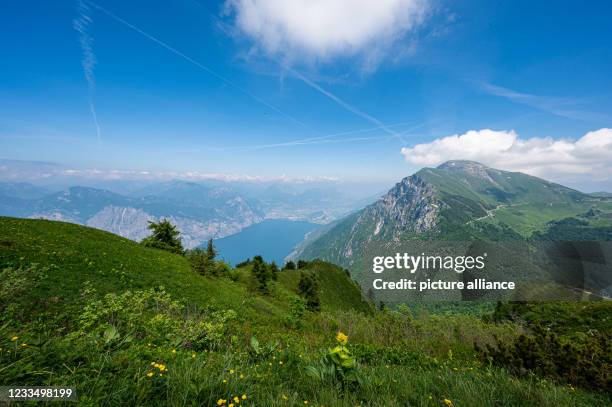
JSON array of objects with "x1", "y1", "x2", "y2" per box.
[
  {"x1": 0, "y1": 176, "x2": 380, "y2": 249},
  {"x1": 294, "y1": 161, "x2": 612, "y2": 273},
  {"x1": 0, "y1": 183, "x2": 265, "y2": 248},
  {"x1": 0, "y1": 182, "x2": 51, "y2": 199}
]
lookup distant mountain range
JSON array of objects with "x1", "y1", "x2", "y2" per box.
[
  {"x1": 0, "y1": 179, "x2": 375, "y2": 248},
  {"x1": 293, "y1": 161, "x2": 612, "y2": 285}
]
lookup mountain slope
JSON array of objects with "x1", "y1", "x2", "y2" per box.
[
  {"x1": 0, "y1": 216, "x2": 369, "y2": 321},
  {"x1": 296, "y1": 161, "x2": 612, "y2": 275}
]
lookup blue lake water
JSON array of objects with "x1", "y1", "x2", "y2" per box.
[{"x1": 212, "y1": 219, "x2": 319, "y2": 266}]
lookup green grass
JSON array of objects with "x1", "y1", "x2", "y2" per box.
[
  {"x1": 1, "y1": 217, "x2": 610, "y2": 406},
  {"x1": 481, "y1": 203, "x2": 584, "y2": 236},
  {"x1": 0, "y1": 217, "x2": 256, "y2": 320}
]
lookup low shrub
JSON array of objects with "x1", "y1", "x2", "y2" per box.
[{"x1": 477, "y1": 325, "x2": 611, "y2": 392}]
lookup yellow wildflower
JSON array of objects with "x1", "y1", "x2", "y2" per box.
[
  {"x1": 336, "y1": 332, "x2": 348, "y2": 345},
  {"x1": 304, "y1": 401, "x2": 309, "y2": 405},
  {"x1": 233, "y1": 396, "x2": 240, "y2": 403},
  {"x1": 241, "y1": 395, "x2": 247, "y2": 400},
  {"x1": 217, "y1": 399, "x2": 226, "y2": 406},
  {"x1": 444, "y1": 399, "x2": 453, "y2": 406},
  {"x1": 20, "y1": 343, "x2": 27, "y2": 347},
  {"x1": 192, "y1": 353, "x2": 196, "y2": 358},
  {"x1": 230, "y1": 369, "x2": 235, "y2": 374},
  {"x1": 10, "y1": 336, "x2": 18, "y2": 342},
  {"x1": 279, "y1": 361, "x2": 283, "y2": 365},
  {"x1": 171, "y1": 349, "x2": 176, "y2": 354},
  {"x1": 240, "y1": 374, "x2": 244, "y2": 379},
  {"x1": 146, "y1": 372, "x2": 154, "y2": 377},
  {"x1": 282, "y1": 395, "x2": 288, "y2": 400},
  {"x1": 229, "y1": 404, "x2": 234, "y2": 407}
]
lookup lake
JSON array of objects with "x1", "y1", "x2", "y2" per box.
[{"x1": 212, "y1": 219, "x2": 320, "y2": 266}]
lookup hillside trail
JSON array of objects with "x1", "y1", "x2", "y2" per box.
[{"x1": 466, "y1": 203, "x2": 523, "y2": 225}]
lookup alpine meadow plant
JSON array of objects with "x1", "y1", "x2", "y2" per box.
[{"x1": 306, "y1": 331, "x2": 360, "y2": 391}]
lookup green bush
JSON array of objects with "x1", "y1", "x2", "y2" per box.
[
  {"x1": 282, "y1": 297, "x2": 307, "y2": 329},
  {"x1": 75, "y1": 287, "x2": 236, "y2": 350},
  {"x1": 477, "y1": 325, "x2": 611, "y2": 392},
  {"x1": 186, "y1": 248, "x2": 213, "y2": 275}
]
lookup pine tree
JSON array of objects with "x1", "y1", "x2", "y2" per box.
[
  {"x1": 284, "y1": 261, "x2": 296, "y2": 270},
  {"x1": 297, "y1": 272, "x2": 320, "y2": 312},
  {"x1": 252, "y1": 256, "x2": 270, "y2": 294},
  {"x1": 270, "y1": 261, "x2": 279, "y2": 281},
  {"x1": 206, "y1": 238, "x2": 217, "y2": 260},
  {"x1": 141, "y1": 219, "x2": 184, "y2": 254}
]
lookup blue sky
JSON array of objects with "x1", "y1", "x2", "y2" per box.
[{"x1": 1, "y1": 0, "x2": 612, "y2": 188}]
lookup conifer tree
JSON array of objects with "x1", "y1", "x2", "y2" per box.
[
  {"x1": 252, "y1": 256, "x2": 270, "y2": 294},
  {"x1": 270, "y1": 261, "x2": 279, "y2": 280},
  {"x1": 297, "y1": 272, "x2": 320, "y2": 312},
  {"x1": 206, "y1": 238, "x2": 217, "y2": 260},
  {"x1": 141, "y1": 219, "x2": 184, "y2": 254}
]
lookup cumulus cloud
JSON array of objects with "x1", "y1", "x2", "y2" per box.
[
  {"x1": 224, "y1": 0, "x2": 428, "y2": 66},
  {"x1": 400, "y1": 128, "x2": 612, "y2": 184}
]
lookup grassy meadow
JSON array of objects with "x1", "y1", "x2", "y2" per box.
[{"x1": 0, "y1": 217, "x2": 610, "y2": 406}]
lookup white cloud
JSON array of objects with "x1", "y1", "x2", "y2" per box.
[
  {"x1": 400, "y1": 128, "x2": 612, "y2": 185},
  {"x1": 224, "y1": 0, "x2": 428, "y2": 65},
  {"x1": 0, "y1": 161, "x2": 338, "y2": 184}
]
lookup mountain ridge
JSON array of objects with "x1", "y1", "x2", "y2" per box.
[{"x1": 294, "y1": 161, "x2": 612, "y2": 275}]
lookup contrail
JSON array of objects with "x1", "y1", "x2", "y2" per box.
[
  {"x1": 234, "y1": 121, "x2": 414, "y2": 150},
  {"x1": 84, "y1": 0, "x2": 309, "y2": 130},
  {"x1": 289, "y1": 69, "x2": 406, "y2": 143},
  {"x1": 74, "y1": 0, "x2": 101, "y2": 143}
]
